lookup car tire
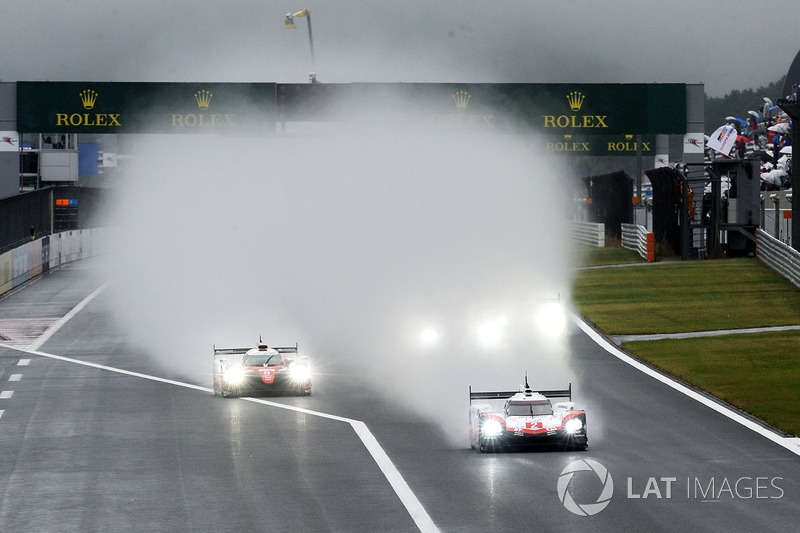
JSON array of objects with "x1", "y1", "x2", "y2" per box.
[{"x1": 478, "y1": 431, "x2": 490, "y2": 453}]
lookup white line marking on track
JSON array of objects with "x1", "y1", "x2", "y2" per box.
[
  {"x1": 28, "y1": 282, "x2": 110, "y2": 351},
  {"x1": 572, "y1": 313, "x2": 800, "y2": 457},
  {"x1": 0, "y1": 282, "x2": 442, "y2": 531},
  {"x1": 0, "y1": 391, "x2": 13, "y2": 399},
  {"x1": 0, "y1": 409, "x2": 4, "y2": 419},
  {"x1": 11, "y1": 347, "x2": 439, "y2": 533},
  {"x1": 18, "y1": 359, "x2": 30, "y2": 366},
  {"x1": 9, "y1": 374, "x2": 21, "y2": 382}
]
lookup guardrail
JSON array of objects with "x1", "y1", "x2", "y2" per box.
[
  {"x1": 756, "y1": 228, "x2": 800, "y2": 289},
  {"x1": 621, "y1": 223, "x2": 655, "y2": 262},
  {"x1": 0, "y1": 228, "x2": 106, "y2": 297},
  {"x1": 569, "y1": 221, "x2": 605, "y2": 247}
]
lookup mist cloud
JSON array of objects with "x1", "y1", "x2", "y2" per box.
[{"x1": 104, "y1": 105, "x2": 577, "y2": 442}]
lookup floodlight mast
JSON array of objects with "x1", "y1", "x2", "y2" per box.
[{"x1": 284, "y1": 8, "x2": 316, "y2": 82}]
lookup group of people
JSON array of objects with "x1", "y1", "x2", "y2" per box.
[{"x1": 714, "y1": 96, "x2": 793, "y2": 191}]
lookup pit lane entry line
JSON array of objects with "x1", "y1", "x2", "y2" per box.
[
  {"x1": 3, "y1": 284, "x2": 440, "y2": 533},
  {"x1": 572, "y1": 313, "x2": 800, "y2": 457}
]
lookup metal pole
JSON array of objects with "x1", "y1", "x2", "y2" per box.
[
  {"x1": 772, "y1": 194, "x2": 780, "y2": 239},
  {"x1": 306, "y1": 15, "x2": 315, "y2": 71}
]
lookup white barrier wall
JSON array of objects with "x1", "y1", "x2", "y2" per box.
[{"x1": 0, "y1": 228, "x2": 106, "y2": 295}]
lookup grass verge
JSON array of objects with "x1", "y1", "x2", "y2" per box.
[
  {"x1": 573, "y1": 246, "x2": 800, "y2": 436},
  {"x1": 573, "y1": 258, "x2": 800, "y2": 334},
  {"x1": 624, "y1": 331, "x2": 800, "y2": 436}
]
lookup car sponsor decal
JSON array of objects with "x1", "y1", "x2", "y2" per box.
[{"x1": 258, "y1": 368, "x2": 276, "y2": 384}]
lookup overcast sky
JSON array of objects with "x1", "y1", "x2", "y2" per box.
[{"x1": 2, "y1": 0, "x2": 798, "y2": 97}]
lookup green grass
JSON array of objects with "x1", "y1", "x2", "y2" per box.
[
  {"x1": 573, "y1": 258, "x2": 800, "y2": 334},
  {"x1": 577, "y1": 245, "x2": 645, "y2": 267},
  {"x1": 573, "y1": 246, "x2": 800, "y2": 436},
  {"x1": 624, "y1": 332, "x2": 800, "y2": 436}
]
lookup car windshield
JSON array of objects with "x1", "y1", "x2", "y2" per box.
[
  {"x1": 244, "y1": 354, "x2": 284, "y2": 367},
  {"x1": 506, "y1": 401, "x2": 553, "y2": 417}
]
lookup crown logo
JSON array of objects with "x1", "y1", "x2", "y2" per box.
[
  {"x1": 624, "y1": 134, "x2": 633, "y2": 140},
  {"x1": 566, "y1": 91, "x2": 585, "y2": 112},
  {"x1": 563, "y1": 134, "x2": 573, "y2": 140},
  {"x1": 452, "y1": 90, "x2": 470, "y2": 110},
  {"x1": 79, "y1": 89, "x2": 98, "y2": 110},
  {"x1": 194, "y1": 90, "x2": 213, "y2": 110}
]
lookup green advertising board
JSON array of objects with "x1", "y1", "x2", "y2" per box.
[
  {"x1": 539, "y1": 133, "x2": 657, "y2": 156},
  {"x1": 15, "y1": 81, "x2": 685, "y2": 155},
  {"x1": 348, "y1": 82, "x2": 686, "y2": 137},
  {"x1": 16, "y1": 82, "x2": 276, "y2": 134}
]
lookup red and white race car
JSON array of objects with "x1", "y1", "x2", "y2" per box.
[
  {"x1": 213, "y1": 341, "x2": 312, "y2": 397},
  {"x1": 469, "y1": 377, "x2": 587, "y2": 452}
]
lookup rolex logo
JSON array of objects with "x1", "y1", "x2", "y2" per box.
[
  {"x1": 79, "y1": 89, "x2": 98, "y2": 110},
  {"x1": 194, "y1": 90, "x2": 213, "y2": 110},
  {"x1": 625, "y1": 134, "x2": 633, "y2": 140},
  {"x1": 566, "y1": 91, "x2": 585, "y2": 112},
  {"x1": 452, "y1": 90, "x2": 470, "y2": 110}
]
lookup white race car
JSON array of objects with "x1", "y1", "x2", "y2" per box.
[{"x1": 469, "y1": 377, "x2": 587, "y2": 452}]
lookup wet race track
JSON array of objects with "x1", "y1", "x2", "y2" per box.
[{"x1": 1, "y1": 259, "x2": 799, "y2": 532}]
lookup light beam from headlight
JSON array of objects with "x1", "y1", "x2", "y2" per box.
[
  {"x1": 564, "y1": 417, "x2": 583, "y2": 433},
  {"x1": 224, "y1": 366, "x2": 245, "y2": 385},
  {"x1": 477, "y1": 316, "x2": 506, "y2": 347},
  {"x1": 481, "y1": 419, "x2": 504, "y2": 437},
  {"x1": 535, "y1": 301, "x2": 567, "y2": 338},
  {"x1": 420, "y1": 327, "x2": 440, "y2": 347},
  {"x1": 290, "y1": 363, "x2": 311, "y2": 382}
]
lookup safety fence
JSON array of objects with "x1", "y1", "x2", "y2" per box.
[
  {"x1": 0, "y1": 228, "x2": 107, "y2": 297},
  {"x1": 0, "y1": 186, "x2": 109, "y2": 255},
  {"x1": 568, "y1": 221, "x2": 605, "y2": 248},
  {"x1": 621, "y1": 223, "x2": 655, "y2": 262},
  {"x1": 756, "y1": 228, "x2": 800, "y2": 289}
]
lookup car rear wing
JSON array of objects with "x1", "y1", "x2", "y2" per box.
[
  {"x1": 213, "y1": 344, "x2": 299, "y2": 357},
  {"x1": 469, "y1": 383, "x2": 572, "y2": 403}
]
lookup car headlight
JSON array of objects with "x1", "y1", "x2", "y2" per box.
[
  {"x1": 476, "y1": 316, "x2": 507, "y2": 347},
  {"x1": 224, "y1": 366, "x2": 245, "y2": 385},
  {"x1": 289, "y1": 363, "x2": 311, "y2": 383},
  {"x1": 482, "y1": 419, "x2": 505, "y2": 437},
  {"x1": 419, "y1": 327, "x2": 440, "y2": 347},
  {"x1": 565, "y1": 418, "x2": 583, "y2": 433}
]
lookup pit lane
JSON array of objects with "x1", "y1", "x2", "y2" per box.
[{"x1": 1, "y1": 259, "x2": 799, "y2": 532}]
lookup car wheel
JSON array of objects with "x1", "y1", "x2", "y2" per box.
[{"x1": 478, "y1": 431, "x2": 490, "y2": 453}]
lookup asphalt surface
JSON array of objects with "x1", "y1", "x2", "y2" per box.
[{"x1": 1, "y1": 259, "x2": 800, "y2": 532}]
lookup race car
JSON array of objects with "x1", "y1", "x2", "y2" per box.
[
  {"x1": 213, "y1": 341, "x2": 312, "y2": 397},
  {"x1": 469, "y1": 377, "x2": 587, "y2": 452}
]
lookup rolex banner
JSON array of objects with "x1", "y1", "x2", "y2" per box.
[
  {"x1": 348, "y1": 83, "x2": 686, "y2": 135},
  {"x1": 16, "y1": 82, "x2": 276, "y2": 134}
]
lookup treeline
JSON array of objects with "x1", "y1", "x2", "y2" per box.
[{"x1": 704, "y1": 77, "x2": 786, "y2": 134}]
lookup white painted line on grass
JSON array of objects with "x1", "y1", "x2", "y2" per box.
[
  {"x1": 0, "y1": 391, "x2": 13, "y2": 399},
  {"x1": 17, "y1": 359, "x2": 30, "y2": 366},
  {"x1": 572, "y1": 313, "x2": 800, "y2": 457},
  {"x1": 9, "y1": 374, "x2": 21, "y2": 382}
]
